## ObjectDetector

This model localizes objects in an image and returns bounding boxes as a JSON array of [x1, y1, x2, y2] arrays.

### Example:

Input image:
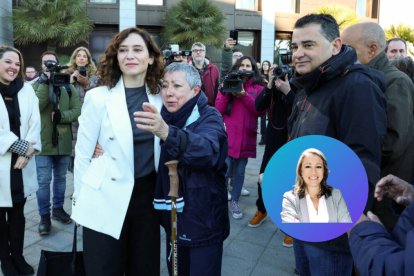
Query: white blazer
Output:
[[0, 83, 41, 207], [71, 77, 162, 239]]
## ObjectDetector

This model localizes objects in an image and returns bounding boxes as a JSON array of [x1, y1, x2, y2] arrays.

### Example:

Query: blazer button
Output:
[[109, 136, 114, 140], [112, 156, 116, 160], [111, 177, 116, 181]]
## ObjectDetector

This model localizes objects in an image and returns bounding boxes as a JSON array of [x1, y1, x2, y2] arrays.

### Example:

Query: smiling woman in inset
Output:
[[281, 148, 352, 223]]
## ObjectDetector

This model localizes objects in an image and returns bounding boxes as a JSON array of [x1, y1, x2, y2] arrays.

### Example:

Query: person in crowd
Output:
[[281, 148, 352, 223], [72, 27, 163, 275], [24, 66, 38, 84], [342, 22, 414, 230], [258, 60, 271, 145], [215, 56, 265, 219], [385, 37, 408, 60], [65, 46, 99, 172], [33, 51, 81, 236], [219, 41, 251, 199], [390, 56, 414, 83], [288, 14, 387, 274], [248, 67, 293, 230], [189, 42, 220, 106], [66, 46, 99, 103], [0, 45, 41, 276], [220, 37, 242, 81], [349, 174, 414, 275], [134, 62, 229, 276]]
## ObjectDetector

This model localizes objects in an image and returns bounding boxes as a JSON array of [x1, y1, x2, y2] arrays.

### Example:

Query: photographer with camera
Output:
[[215, 56, 265, 220], [33, 51, 81, 236], [248, 65, 294, 233]]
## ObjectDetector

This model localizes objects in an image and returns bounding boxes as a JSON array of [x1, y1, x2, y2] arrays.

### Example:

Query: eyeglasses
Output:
[[233, 54, 243, 58], [192, 49, 205, 53]]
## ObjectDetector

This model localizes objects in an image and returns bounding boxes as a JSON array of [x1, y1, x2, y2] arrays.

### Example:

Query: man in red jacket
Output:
[[189, 42, 220, 106]]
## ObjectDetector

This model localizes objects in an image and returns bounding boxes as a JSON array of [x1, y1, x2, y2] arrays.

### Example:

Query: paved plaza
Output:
[[9, 138, 296, 276]]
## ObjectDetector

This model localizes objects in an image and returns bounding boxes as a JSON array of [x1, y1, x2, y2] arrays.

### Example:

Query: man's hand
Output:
[[375, 174, 414, 206], [348, 211, 383, 236]]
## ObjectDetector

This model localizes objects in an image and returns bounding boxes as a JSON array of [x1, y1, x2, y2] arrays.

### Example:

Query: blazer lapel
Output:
[[106, 78, 134, 171], [146, 87, 162, 171], [299, 197, 310, 222]]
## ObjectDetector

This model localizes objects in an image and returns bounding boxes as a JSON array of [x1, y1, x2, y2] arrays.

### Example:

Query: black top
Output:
[[125, 86, 155, 178]]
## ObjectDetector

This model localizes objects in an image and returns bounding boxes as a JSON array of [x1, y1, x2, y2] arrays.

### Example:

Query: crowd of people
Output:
[[0, 12, 413, 276]]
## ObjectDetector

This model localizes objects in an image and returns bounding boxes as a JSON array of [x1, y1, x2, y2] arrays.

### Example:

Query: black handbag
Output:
[[37, 225, 85, 276]]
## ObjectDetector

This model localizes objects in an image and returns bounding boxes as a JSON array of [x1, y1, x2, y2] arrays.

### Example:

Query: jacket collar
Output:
[[291, 45, 357, 95]]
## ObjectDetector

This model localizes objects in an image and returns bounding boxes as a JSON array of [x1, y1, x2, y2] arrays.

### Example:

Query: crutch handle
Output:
[[165, 160, 179, 198]]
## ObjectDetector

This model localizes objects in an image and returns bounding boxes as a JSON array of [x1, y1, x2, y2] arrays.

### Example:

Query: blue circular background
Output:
[[262, 135, 368, 242]]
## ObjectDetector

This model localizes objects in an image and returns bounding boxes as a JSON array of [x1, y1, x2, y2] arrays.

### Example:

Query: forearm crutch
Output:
[[165, 160, 179, 276]]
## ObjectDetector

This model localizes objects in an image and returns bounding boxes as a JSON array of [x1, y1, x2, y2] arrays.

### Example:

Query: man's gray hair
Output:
[[164, 62, 202, 89], [191, 42, 206, 51]]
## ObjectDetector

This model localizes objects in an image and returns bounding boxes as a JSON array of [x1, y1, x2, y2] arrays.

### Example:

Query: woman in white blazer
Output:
[[72, 28, 164, 276], [0, 46, 41, 276]]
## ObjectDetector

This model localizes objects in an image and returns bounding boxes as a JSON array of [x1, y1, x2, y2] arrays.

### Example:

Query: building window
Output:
[[90, 0, 116, 3], [356, 0, 367, 17], [138, 0, 163, 5], [275, 0, 295, 13], [235, 0, 256, 11]]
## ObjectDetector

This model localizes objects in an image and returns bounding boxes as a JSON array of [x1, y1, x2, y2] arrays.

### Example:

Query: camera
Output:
[[273, 65, 293, 79], [163, 44, 192, 65], [78, 66, 87, 77], [43, 60, 70, 86], [222, 70, 254, 93]]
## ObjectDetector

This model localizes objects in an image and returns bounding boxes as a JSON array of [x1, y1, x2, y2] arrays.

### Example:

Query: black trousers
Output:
[[83, 173, 161, 276], [0, 201, 26, 261], [255, 182, 267, 213]]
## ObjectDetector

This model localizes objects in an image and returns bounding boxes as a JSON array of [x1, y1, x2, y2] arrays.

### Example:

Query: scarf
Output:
[[155, 92, 202, 212], [0, 78, 24, 127]]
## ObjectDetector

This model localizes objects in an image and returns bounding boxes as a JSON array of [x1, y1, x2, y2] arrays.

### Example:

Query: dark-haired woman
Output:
[[71, 27, 164, 275], [215, 56, 264, 220], [0, 45, 41, 275]]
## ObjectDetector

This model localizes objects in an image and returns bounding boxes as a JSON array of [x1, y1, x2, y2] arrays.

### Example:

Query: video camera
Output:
[[222, 70, 254, 93], [42, 60, 70, 86], [273, 65, 293, 79], [163, 44, 192, 65]]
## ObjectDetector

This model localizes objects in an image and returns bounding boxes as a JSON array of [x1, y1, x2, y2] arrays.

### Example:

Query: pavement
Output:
[[11, 136, 296, 276]]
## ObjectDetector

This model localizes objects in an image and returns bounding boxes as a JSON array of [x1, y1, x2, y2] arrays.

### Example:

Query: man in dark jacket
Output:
[[349, 174, 414, 276], [342, 22, 414, 230], [287, 14, 387, 275], [189, 42, 220, 106]]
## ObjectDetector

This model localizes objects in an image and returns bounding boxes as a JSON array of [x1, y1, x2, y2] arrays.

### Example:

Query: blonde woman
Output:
[[66, 46, 99, 103]]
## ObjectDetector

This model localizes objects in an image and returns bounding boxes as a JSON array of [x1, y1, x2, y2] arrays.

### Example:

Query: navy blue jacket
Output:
[[289, 45, 388, 212], [159, 93, 230, 247], [350, 201, 414, 275]]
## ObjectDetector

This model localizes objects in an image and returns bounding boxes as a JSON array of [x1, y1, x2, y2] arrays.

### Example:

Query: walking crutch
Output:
[[165, 160, 179, 276]]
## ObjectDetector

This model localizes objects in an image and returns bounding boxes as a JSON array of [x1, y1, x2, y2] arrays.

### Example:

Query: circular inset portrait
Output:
[[262, 135, 368, 242]]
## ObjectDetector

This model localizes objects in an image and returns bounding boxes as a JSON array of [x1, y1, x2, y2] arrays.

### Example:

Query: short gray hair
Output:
[[164, 62, 202, 89], [191, 42, 206, 51]]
